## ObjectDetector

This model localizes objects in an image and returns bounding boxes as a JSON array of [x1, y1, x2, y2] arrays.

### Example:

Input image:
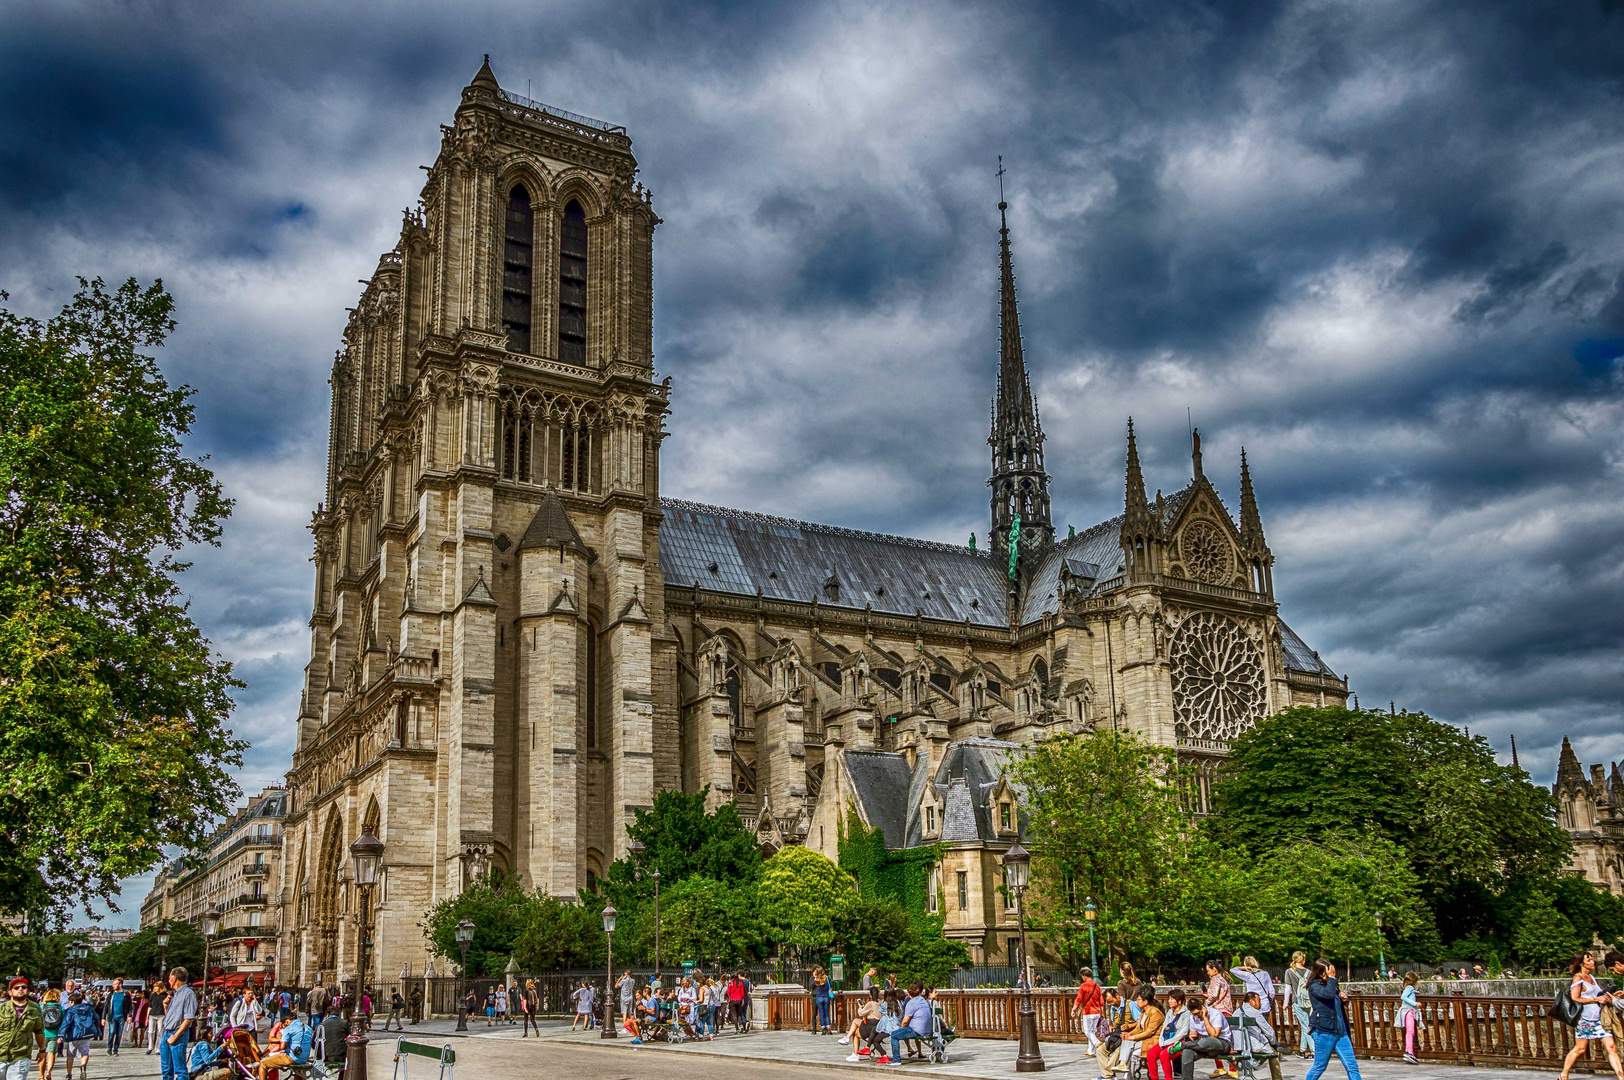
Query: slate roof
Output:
[[520, 490, 588, 555], [841, 738, 1030, 851], [659, 495, 1341, 679], [842, 749, 916, 848], [658, 498, 1008, 627], [1279, 620, 1339, 677]]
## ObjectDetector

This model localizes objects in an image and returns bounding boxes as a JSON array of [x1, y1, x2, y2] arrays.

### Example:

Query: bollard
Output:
[[346, 1031, 369, 1080]]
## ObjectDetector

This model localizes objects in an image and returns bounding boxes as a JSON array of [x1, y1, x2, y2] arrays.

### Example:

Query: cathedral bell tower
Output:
[[988, 194, 1053, 579]]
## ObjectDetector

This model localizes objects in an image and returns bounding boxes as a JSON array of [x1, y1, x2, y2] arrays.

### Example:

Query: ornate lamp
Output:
[[600, 905, 618, 1039], [1001, 842, 1043, 1072]]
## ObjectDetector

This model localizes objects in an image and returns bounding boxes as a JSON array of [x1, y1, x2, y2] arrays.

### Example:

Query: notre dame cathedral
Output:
[[275, 59, 1350, 983]]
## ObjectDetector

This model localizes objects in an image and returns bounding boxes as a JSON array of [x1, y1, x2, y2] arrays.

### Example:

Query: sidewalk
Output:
[[532, 1027, 1578, 1080]]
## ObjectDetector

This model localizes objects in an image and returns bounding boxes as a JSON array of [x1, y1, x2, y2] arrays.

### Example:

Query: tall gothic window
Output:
[[503, 186, 533, 354], [559, 200, 587, 364]]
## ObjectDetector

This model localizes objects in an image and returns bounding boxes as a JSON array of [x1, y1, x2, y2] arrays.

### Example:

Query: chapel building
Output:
[[1553, 737, 1624, 895], [275, 60, 1349, 984]]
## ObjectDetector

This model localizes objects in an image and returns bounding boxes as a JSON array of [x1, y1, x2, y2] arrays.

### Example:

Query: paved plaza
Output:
[[45, 1018, 1604, 1080]]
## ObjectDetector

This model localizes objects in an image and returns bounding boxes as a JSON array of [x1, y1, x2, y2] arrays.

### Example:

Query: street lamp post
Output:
[[156, 925, 171, 983], [1375, 909, 1387, 980], [349, 830, 385, 1018], [626, 839, 661, 981], [601, 906, 618, 1039], [202, 904, 221, 998], [1083, 898, 1098, 979], [345, 831, 384, 1080], [454, 919, 474, 1033], [1002, 842, 1045, 1073], [69, 943, 87, 985]]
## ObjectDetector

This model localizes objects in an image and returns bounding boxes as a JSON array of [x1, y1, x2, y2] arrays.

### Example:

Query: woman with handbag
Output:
[[1559, 951, 1624, 1080]]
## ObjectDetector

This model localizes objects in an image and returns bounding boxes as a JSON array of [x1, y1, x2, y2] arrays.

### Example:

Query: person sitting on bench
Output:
[[1238, 992, 1281, 1080], [1180, 996, 1233, 1080], [256, 1014, 313, 1080]]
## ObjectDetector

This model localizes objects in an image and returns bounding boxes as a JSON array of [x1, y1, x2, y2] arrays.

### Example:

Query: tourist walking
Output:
[[520, 980, 541, 1037], [409, 984, 423, 1026], [104, 980, 129, 1057], [1304, 960, 1362, 1080], [1394, 972, 1424, 1064], [130, 985, 148, 1050], [617, 972, 635, 1033], [1560, 951, 1624, 1080], [494, 984, 507, 1025], [812, 966, 833, 1034], [726, 973, 747, 1033], [144, 983, 165, 1054], [58, 994, 96, 1080], [306, 984, 328, 1027], [1072, 966, 1105, 1054], [1284, 952, 1311, 1058], [3, 978, 46, 1080], [38, 989, 62, 1080], [384, 989, 405, 1032], [230, 990, 264, 1043], [570, 981, 593, 1031], [1230, 958, 1274, 1016]]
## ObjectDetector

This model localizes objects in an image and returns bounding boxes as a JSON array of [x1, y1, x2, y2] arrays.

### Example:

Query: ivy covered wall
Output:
[[837, 802, 944, 922]]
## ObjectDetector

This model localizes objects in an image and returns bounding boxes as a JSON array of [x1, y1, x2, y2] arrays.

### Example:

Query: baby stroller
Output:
[[927, 1006, 958, 1064]]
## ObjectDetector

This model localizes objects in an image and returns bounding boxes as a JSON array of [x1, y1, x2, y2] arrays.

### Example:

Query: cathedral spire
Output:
[[1239, 448, 1265, 547], [1236, 446, 1273, 595], [470, 54, 500, 92], [1119, 418, 1158, 580], [1559, 736, 1585, 787], [988, 169, 1053, 568], [1510, 733, 1520, 769]]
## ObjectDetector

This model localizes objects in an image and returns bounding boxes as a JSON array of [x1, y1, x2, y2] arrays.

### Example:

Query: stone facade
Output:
[[1554, 737, 1624, 894], [140, 787, 286, 978], [276, 59, 1350, 985]]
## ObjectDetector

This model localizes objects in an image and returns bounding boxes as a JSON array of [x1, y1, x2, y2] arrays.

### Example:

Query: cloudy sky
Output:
[[6, 0, 1624, 925]]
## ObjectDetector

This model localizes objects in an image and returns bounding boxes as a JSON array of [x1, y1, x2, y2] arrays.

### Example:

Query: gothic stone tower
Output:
[[278, 58, 669, 987]]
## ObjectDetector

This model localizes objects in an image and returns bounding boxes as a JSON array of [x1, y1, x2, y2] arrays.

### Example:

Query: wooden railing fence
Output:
[[765, 989, 1617, 1071]]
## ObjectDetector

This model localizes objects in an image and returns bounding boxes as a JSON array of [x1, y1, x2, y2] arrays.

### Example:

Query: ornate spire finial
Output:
[[1238, 447, 1267, 554], [988, 170, 1052, 567]]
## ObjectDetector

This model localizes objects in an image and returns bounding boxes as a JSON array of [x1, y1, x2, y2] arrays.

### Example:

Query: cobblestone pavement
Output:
[[51, 1021, 1605, 1080]]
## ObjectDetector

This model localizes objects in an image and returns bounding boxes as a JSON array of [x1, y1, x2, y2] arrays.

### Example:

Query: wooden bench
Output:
[[391, 1039, 455, 1080]]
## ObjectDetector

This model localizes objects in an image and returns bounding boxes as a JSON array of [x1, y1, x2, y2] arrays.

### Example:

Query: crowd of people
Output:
[[0, 970, 440, 1080]]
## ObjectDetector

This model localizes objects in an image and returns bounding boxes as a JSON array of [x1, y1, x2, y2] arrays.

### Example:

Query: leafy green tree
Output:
[[604, 788, 760, 907], [0, 279, 244, 917], [1512, 891, 1584, 972], [90, 920, 204, 981], [832, 894, 969, 985], [1004, 729, 1187, 963], [422, 871, 534, 977], [758, 846, 856, 960], [0, 931, 79, 983], [656, 876, 764, 967], [512, 894, 606, 970], [1258, 834, 1428, 966], [1208, 706, 1571, 944]]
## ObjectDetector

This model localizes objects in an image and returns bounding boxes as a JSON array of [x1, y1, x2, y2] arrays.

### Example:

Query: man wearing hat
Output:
[[0, 976, 45, 1080]]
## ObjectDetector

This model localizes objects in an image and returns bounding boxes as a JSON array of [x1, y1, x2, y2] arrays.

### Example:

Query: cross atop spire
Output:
[[988, 171, 1052, 568]]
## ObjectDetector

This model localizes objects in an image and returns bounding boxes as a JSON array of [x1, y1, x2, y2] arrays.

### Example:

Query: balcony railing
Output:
[[238, 893, 268, 906], [243, 864, 269, 877]]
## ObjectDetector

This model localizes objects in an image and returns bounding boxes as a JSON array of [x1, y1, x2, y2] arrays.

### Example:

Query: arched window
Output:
[[1033, 658, 1049, 698], [559, 200, 587, 364], [503, 186, 534, 354]]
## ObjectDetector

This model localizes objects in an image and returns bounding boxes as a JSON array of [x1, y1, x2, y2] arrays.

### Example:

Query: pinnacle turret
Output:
[[470, 54, 500, 92], [1558, 736, 1586, 788], [1120, 418, 1159, 579], [1239, 448, 1267, 550], [988, 183, 1052, 569]]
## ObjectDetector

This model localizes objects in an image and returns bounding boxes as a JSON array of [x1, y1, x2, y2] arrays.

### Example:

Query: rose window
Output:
[[1179, 520, 1234, 584], [1170, 611, 1266, 743]]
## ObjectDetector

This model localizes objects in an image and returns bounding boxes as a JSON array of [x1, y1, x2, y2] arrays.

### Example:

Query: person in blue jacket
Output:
[[106, 979, 131, 1057], [58, 993, 100, 1080], [1304, 960, 1362, 1080]]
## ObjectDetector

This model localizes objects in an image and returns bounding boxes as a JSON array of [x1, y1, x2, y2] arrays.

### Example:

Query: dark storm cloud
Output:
[[6, 0, 1624, 920]]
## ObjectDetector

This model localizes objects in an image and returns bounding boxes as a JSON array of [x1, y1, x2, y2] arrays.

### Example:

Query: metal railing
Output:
[[496, 90, 626, 134]]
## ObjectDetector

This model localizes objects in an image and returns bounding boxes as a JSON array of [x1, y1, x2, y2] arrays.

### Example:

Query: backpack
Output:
[[43, 1001, 63, 1028]]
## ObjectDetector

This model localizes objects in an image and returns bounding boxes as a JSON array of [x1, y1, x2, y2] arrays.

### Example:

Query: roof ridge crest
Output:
[[660, 497, 988, 557]]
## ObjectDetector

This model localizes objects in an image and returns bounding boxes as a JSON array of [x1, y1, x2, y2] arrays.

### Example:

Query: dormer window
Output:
[[999, 801, 1012, 831], [925, 805, 936, 834]]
